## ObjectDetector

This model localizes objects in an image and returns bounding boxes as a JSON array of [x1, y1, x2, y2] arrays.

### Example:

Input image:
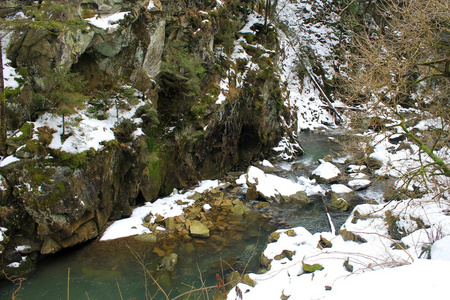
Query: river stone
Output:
[[255, 202, 270, 209], [134, 233, 157, 243], [189, 221, 210, 238], [245, 185, 259, 200], [164, 217, 176, 230], [284, 190, 311, 205], [330, 197, 350, 211], [231, 204, 246, 215]]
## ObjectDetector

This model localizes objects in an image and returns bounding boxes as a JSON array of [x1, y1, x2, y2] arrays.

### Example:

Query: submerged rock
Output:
[[157, 253, 178, 272]]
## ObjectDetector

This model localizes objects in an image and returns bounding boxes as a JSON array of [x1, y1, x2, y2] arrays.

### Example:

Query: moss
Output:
[[385, 210, 406, 240], [147, 153, 163, 189], [10, 122, 34, 141], [25, 164, 54, 186], [53, 150, 95, 169]]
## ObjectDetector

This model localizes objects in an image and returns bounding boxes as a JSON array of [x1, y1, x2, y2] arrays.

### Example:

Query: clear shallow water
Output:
[[0, 132, 357, 300]]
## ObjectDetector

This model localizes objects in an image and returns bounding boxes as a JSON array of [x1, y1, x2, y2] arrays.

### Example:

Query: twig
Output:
[[116, 281, 124, 300], [2, 270, 24, 300], [67, 267, 70, 300], [321, 195, 336, 235]]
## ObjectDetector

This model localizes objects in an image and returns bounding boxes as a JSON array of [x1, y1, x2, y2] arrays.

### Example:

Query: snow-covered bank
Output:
[[228, 195, 450, 299]]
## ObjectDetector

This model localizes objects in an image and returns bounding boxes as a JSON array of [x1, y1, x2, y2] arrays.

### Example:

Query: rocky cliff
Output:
[[0, 0, 301, 278]]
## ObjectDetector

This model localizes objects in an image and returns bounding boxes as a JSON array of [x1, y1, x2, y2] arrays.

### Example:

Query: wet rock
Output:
[[245, 185, 259, 200], [388, 134, 406, 144], [286, 229, 297, 237], [164, 217, 176, 230], [231, 204, 246, 215], [134, 233, 157, 243], [284, 191, 311, 205], [152, 247, 166, 257], [255, 202, 270, 209], [329, 197, 350, 211], [274, 250, 295, 261], [60, 220, 98, 248], [317, 235, 332, 249], [189, 221, 210, 238], [226, 271, 256, 288], [365, 157, 383, 170], [0, 175, 11, 206], [339, 229, 367, 243], [268, 231, 281, 243], [260, 252, 272, 268], [157, 253, 178, 272]]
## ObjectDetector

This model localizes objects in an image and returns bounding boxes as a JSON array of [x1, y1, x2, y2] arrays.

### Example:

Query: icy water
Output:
[[0, 132, 364, 300]]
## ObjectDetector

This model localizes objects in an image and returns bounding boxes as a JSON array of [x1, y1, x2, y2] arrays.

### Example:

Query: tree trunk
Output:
[[264, 0, 271, 32], [0, 39, 7, 157]]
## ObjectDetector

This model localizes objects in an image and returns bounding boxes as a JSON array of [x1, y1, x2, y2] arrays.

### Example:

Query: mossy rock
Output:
[[385, 210, 406, 240], [364, 157, 383, 170], [268, 231, 280, 243], [339, 229, 367, 243], [329, 197, 350, 211], [302, 261, 324, 273]]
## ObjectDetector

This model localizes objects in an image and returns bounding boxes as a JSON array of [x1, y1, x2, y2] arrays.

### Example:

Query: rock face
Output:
[[0, 0, 301, 278]]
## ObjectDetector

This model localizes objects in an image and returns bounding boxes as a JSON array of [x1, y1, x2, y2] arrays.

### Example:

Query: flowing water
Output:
[[0, 132, 378, 299]]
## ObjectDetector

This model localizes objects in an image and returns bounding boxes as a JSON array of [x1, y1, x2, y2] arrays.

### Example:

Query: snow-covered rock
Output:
[[348, 179, 371, 190], [238, 166, 311, 204], [310, 160, 341, 183], [330, 184, 353, 194]]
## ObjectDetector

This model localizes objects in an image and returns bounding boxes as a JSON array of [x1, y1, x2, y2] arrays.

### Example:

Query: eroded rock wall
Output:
[[0, 0, 298, 278]]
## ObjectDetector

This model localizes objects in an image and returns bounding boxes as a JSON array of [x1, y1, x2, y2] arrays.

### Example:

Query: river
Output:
[[0, 132, 382, 299]]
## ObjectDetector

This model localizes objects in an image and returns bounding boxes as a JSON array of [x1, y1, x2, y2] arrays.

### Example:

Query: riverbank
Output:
[[227, 123, 450, 299]]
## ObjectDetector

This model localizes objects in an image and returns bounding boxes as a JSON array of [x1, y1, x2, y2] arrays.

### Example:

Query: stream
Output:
[[0, 132, 384, 299]]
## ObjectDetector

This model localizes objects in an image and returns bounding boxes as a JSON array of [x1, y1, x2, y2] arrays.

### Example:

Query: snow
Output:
[[311, 160, 341, 180], [1, 32, 21, 88], [431, 236, 450, 261], [238, 166, 305, 199], [0, 227, 6, 243], [32, 99, 144, 154], [203, 203, 212, 212], [330, 184, 353, 194], [86, 12, 130, 30], [261, 160, 274, 168], [147, 0, 156, 10], [324, 260, 450, 299], [6, 262, 20, 268], [276, 0, 341, 132], [0, 156, 20, 168], [100, 180, 220, 241], [15, 245, 31, 252], [228, 195, 450, 299], [348, 179, 371, 190]]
